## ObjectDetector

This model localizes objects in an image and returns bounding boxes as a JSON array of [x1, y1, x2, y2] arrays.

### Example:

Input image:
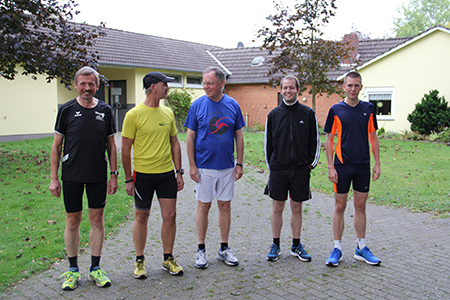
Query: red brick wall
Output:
[[226, 83, 343, 128]]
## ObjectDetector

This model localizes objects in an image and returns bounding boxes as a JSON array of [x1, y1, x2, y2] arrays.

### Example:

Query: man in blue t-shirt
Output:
[[184, 67, 245, 269], [324, 71, 381, 267]]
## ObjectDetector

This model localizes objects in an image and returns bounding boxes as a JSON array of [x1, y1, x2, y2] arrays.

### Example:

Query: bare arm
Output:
[[369, 131, 381, 181], [106, 135, 118, 195], [325, 133, 338, 184], [234, 128, 244, 181], [122, 136, 135, 196], [49, 133, 63, 198], [186, 128, 199, 183], [170, 135, 184, 191]]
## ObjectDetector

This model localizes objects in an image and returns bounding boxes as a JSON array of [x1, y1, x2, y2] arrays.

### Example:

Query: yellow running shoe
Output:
[[88, 267, 111, 287], [134, 259, 148, 279], [161, 256, 184, 275], [60, 269, 81, 290]]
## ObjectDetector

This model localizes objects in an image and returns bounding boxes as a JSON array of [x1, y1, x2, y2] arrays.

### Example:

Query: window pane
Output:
[[187, 77, 201, 85], [369, 99, 391, 115], [169, 75, 181, 83]]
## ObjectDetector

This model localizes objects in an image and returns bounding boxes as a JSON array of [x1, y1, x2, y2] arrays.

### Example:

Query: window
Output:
[[186, 75, 203, 88], [251, 56, 265, 67], [167, 74, 183, 88], [364, 87, 395, 120]]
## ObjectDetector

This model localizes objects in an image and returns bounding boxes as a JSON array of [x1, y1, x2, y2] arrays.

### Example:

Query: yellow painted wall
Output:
[[0, 72, 58, 136], [100, 67, 137, 105], [133, 69, 205, 106], [360, 29, 450, 132]]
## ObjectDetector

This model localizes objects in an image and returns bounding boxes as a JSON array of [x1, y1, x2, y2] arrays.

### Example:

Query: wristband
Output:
[[236, 163, 243, 167], [125, 179, 134, 183]]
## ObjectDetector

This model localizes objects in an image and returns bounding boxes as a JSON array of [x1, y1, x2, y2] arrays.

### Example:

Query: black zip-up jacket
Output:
[[265, 101, 321, 170]]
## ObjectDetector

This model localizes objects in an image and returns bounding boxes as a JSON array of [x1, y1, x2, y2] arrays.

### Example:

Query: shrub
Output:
[[165, 88, 194, 132], [407, 90, 450, 135], [251, 122, 265, 131], [430, 127, 450, 143]]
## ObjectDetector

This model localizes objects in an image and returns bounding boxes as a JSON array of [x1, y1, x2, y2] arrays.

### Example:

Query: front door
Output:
[[108, 80, 127, 131]]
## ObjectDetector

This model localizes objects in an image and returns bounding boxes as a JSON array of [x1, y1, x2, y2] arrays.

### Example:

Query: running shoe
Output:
[[266, 243, 281, 261], [195, 248, 208, 269], [60, 268, 81, 290], [88, 266, 111, 287], [162, 256, 184, 275], [133, 259, 148, 279], [290, 243, 311, 262], [354, 245, 381, 265], [217, 247, 239, 266], [326, 248, 343, 267]]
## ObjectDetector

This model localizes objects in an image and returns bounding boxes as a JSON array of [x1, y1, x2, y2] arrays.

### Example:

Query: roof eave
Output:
[[98, 61, 204, 74]]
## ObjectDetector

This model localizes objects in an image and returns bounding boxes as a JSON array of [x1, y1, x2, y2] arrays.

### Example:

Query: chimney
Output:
[[342, 33, 359, 64]]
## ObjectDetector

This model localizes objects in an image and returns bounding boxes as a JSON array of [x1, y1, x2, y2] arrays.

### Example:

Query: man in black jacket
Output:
[[264, 75, 321, 262]]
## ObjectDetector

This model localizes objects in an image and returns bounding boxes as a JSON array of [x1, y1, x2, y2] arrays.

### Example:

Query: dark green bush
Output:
[[165, 88, 194, 132], [407, 90, 450, 135]]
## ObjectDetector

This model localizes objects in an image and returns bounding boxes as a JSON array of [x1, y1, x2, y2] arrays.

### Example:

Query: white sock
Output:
[[357, 238, 366, 249], [334, 240, 342, 251]]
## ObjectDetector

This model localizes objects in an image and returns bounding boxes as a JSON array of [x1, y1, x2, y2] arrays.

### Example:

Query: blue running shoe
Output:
[[354, 246, 381, 265], [266, 243, 281, 261], [326, 248, 343, 267], [290, 243, 311, 262]]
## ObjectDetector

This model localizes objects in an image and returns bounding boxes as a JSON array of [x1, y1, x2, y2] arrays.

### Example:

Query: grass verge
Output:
[[0, 137, 134, 292]]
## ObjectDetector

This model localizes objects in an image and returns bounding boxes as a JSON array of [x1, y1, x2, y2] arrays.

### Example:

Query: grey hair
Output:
[[203, 67, 225, 82], [74, 66, 100, 86], [145, 87, 152, 94]]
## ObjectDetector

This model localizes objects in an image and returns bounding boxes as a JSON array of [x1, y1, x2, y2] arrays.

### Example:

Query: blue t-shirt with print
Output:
[[184, 94, 245, 170]]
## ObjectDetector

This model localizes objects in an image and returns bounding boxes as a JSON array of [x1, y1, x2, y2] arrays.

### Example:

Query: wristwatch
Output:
[[110, 171, 119, 176], [176, 168, 184, 175]]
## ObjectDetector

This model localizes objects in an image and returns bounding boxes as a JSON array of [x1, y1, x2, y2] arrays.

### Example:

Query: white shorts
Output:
[[195, 168, 235, 203]]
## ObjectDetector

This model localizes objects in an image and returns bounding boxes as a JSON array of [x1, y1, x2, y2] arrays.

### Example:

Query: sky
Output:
[[72, 0, 408, 48]]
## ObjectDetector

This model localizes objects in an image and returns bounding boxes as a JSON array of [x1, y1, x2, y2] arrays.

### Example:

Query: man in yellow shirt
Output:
[[122, 72, 184, 278]]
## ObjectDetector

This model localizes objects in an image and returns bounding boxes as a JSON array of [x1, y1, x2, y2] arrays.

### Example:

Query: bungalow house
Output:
[[1, 25, 449, 141], [212, 26, 450, 131]]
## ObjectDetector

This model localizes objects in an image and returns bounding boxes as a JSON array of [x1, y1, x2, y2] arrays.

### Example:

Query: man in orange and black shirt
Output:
[[324, 71, 381, 267]]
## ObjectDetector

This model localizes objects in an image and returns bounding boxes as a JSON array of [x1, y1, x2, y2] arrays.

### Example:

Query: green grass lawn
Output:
[[1, 132, 449, 291], [0, 137, 134, 292]]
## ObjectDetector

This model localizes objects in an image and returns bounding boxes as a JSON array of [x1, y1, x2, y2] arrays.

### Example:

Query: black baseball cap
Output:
[[143, 72, 174, 89]]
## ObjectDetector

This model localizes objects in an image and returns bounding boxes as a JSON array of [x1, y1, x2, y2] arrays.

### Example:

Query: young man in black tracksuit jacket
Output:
[[264, 75, 321, 262]]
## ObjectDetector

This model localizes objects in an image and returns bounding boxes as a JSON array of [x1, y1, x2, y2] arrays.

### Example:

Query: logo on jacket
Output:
[[74, 111, 82, 117], [95, 111, 105, 121], [209, 117, 229, 135]]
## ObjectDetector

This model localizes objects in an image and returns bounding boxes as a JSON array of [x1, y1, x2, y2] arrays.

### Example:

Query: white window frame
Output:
[[186, 75, 203, 89], [364, 87, 395, 121], [167, 74, 183, 88]]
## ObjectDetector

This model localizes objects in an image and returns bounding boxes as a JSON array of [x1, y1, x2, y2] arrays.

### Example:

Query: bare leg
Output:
[[217, 200, 231, 243], [158, 198, 177, 254], [64, 211, 83, 257], [88, 208, 105, 256], [196, 201, 211, 244], [133, 209, 150, 256], [271, 200, 285, 239]]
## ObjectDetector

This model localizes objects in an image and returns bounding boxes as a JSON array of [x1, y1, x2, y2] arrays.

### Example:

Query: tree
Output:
[[165, 88, 193, 132], [257, 0, 356, 111], [407, 90, 450, 135], [0, 0, 105, 89], [394, 0, 450, 37]]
